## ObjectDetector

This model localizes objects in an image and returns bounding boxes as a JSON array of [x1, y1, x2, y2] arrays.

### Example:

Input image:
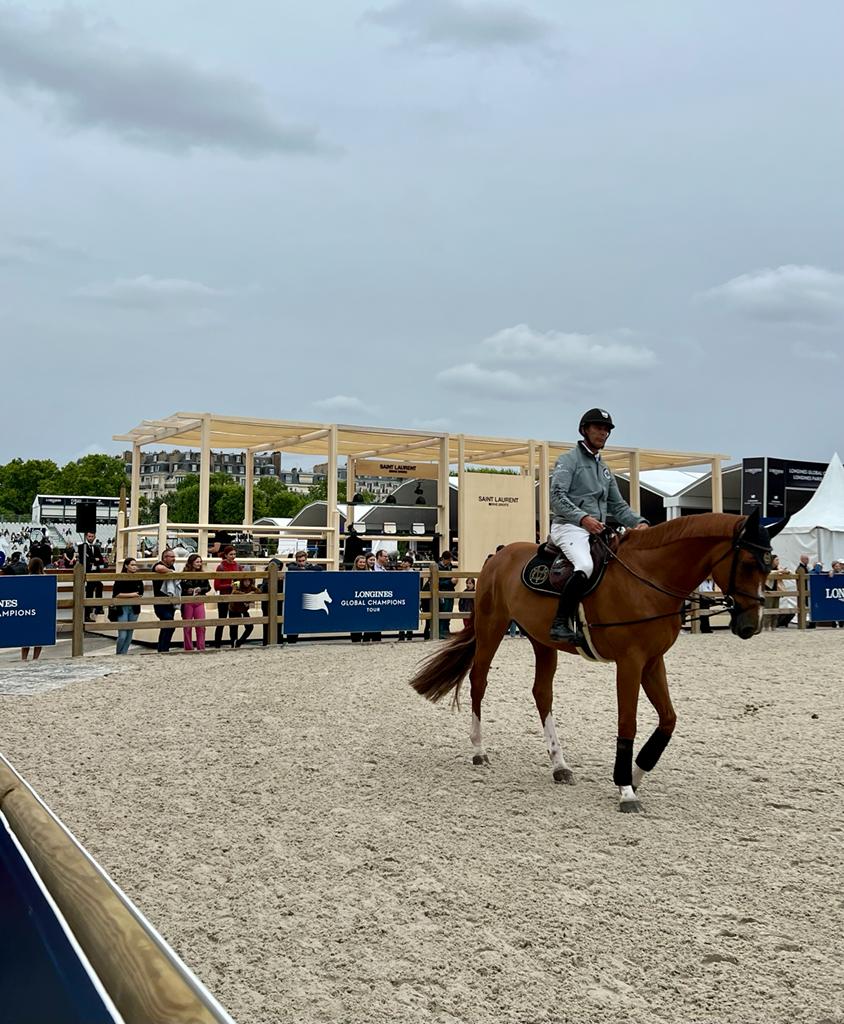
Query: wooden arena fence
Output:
[[50, 567, 811, 656]]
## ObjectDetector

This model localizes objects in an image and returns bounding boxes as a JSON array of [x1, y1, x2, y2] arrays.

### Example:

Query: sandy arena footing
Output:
[[1, 631, 842, 1024]]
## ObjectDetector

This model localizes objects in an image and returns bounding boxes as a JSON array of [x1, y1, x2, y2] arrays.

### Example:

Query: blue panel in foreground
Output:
[[283, 570, 420, 634], [808, 573, 844, 623], [0, 575, 58, 649], [0, 817, 120, 1024]]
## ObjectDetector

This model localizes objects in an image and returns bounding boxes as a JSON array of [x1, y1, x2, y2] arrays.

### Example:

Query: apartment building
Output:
[[125, 451, 400, 501]]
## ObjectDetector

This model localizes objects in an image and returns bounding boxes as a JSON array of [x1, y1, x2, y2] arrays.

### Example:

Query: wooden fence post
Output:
[[797, 572, 807, 629], [430, 565, 440, 640], [72, 562, 85, 658], [157, 502, 168, 556], [267, 562, 278, 647], [690, 594, 700, 634]]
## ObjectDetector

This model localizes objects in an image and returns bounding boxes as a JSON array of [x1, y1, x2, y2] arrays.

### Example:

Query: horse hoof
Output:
[[619, 800, 643, 814], [472, 754, 491, 766], [553, 768, 575, 785]]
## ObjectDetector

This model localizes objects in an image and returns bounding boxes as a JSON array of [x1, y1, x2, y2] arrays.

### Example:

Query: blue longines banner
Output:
[[0, 576, 58, 649], [808, 574, 844, 623], [283, 571, 420, 634]]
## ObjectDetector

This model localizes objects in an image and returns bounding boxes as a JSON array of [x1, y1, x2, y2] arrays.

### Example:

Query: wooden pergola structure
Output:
[[115, 413, 729, 567]]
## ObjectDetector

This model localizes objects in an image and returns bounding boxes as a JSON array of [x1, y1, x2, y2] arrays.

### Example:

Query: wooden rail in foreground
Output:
[[0, 758, 230, 1024]]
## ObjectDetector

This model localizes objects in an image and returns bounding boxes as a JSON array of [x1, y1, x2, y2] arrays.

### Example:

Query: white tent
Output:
[[772, 452, 844, 569]]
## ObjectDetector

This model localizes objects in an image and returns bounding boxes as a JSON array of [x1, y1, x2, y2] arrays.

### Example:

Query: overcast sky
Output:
[[2, 1, 842, 467]]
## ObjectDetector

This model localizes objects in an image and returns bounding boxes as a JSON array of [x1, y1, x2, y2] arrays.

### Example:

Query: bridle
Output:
[[589, 521, 769, 630]]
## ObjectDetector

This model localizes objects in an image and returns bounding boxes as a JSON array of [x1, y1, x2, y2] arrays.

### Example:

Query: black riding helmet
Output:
[[579, 408, 615, 436]]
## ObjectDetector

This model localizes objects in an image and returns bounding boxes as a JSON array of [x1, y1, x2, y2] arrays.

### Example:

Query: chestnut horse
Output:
[[409, 510, 782, 812]]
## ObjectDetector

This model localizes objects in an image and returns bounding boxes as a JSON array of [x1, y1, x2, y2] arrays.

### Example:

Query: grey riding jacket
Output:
[[550, 442, 646, 529]]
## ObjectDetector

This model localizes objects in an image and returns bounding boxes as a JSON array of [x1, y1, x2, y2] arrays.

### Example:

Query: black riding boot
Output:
[[549, 570, 589, 644]]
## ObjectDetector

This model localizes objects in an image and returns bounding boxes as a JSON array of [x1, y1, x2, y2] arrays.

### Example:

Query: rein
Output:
[[587, 525, 766, 631]]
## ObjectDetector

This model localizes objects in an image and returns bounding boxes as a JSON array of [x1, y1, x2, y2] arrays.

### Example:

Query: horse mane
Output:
[[619, 512, 739, 550]]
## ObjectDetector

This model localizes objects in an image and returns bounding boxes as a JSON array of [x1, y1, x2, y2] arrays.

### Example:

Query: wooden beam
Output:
[[628, 450, 641, 515], [247, 428, 330, 453], [463, 445, 530, 464], [539, 442, 550, 541], [328, 424, 339, 570], [457, 434, 466, 555], [351, 436, 440, 460], [199, 414, 211, 555], [129, 444, 141, 544], [438, 435, 450, 555], [711, 459, 723, 512], [244, 450, 254, 527]]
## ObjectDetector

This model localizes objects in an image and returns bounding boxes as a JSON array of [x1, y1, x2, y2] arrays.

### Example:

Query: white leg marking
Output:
[[543, 714, 568, 772], [470, 712, 485, 758], [618, 784, 639, 804], [631, 764, 647, 790]]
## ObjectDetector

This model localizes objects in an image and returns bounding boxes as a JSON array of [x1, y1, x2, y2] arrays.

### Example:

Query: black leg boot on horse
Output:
[[549, 570, 589, 645]]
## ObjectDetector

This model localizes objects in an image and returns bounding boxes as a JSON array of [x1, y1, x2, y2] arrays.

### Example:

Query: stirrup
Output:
[[549, 616, 581, 644]]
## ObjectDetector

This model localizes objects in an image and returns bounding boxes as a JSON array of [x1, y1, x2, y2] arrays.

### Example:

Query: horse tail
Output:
[[408, 619, 476, 709]]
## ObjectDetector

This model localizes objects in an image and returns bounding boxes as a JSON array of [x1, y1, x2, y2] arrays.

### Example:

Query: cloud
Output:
[[364, 0, 556, 54], [702, 265, 844, 326], [74, 275, 226, 309], [436, 323, 658, 400], [436, 362, 536, 399], [0, 6, 330, 156], [410, 416, 451, 431], [0, 231, 90, 266], [479, 324, 657, 370], [313, 395, 375, 415], [791, 341, 839, 362]]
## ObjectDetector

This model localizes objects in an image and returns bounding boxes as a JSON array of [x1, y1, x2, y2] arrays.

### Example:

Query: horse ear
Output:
[[766, 517, 789, 539], [743, 507, 760, 533]]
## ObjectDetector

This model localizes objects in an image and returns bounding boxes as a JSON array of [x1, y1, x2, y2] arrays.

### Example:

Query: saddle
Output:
[[521, 533, 618, 598]]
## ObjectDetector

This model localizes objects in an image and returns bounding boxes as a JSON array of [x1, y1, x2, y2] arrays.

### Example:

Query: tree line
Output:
[[0, 456, 373, 526]]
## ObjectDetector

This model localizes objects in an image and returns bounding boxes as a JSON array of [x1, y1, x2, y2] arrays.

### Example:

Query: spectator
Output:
[[260, 558, 285, 647], [795, 554, 815, 628], [5, 551, 27, 575], [285, 548, 323, 644], [78, 530, 107, 621], [182, 553, 210, 652], [230, 576, 257, 647], [29, 533, 52, 566], [365, 552, 376, 570], [152, 548, 180, 653], [21, 557, 45, 661], [698, 577, 715, 634], [112, 556, 144, 655], [396, 556, 416, 641], [343, 526, 366, 569], [420, 566, 432, 640], [213, 545, 241, 649], [436, 550, 457, 640], [458, 577, 476, 629], [57, 544, 77, 570], [209, 529, 234, 560], [373, 549, 390, 572], [350, 554, 369, 644]]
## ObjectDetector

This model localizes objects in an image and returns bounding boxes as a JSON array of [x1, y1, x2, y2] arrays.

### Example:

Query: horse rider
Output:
[[548, 408, 648, 643]]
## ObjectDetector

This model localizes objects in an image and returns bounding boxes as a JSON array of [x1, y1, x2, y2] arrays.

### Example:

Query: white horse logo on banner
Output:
[[302, 589, 333, 614]]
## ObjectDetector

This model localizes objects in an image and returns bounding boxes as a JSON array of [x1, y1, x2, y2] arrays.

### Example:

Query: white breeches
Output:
[[549, 522, 593, 576]]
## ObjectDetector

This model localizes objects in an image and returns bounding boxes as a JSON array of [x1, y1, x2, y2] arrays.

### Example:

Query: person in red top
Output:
[[213, 545, 241, 649]]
